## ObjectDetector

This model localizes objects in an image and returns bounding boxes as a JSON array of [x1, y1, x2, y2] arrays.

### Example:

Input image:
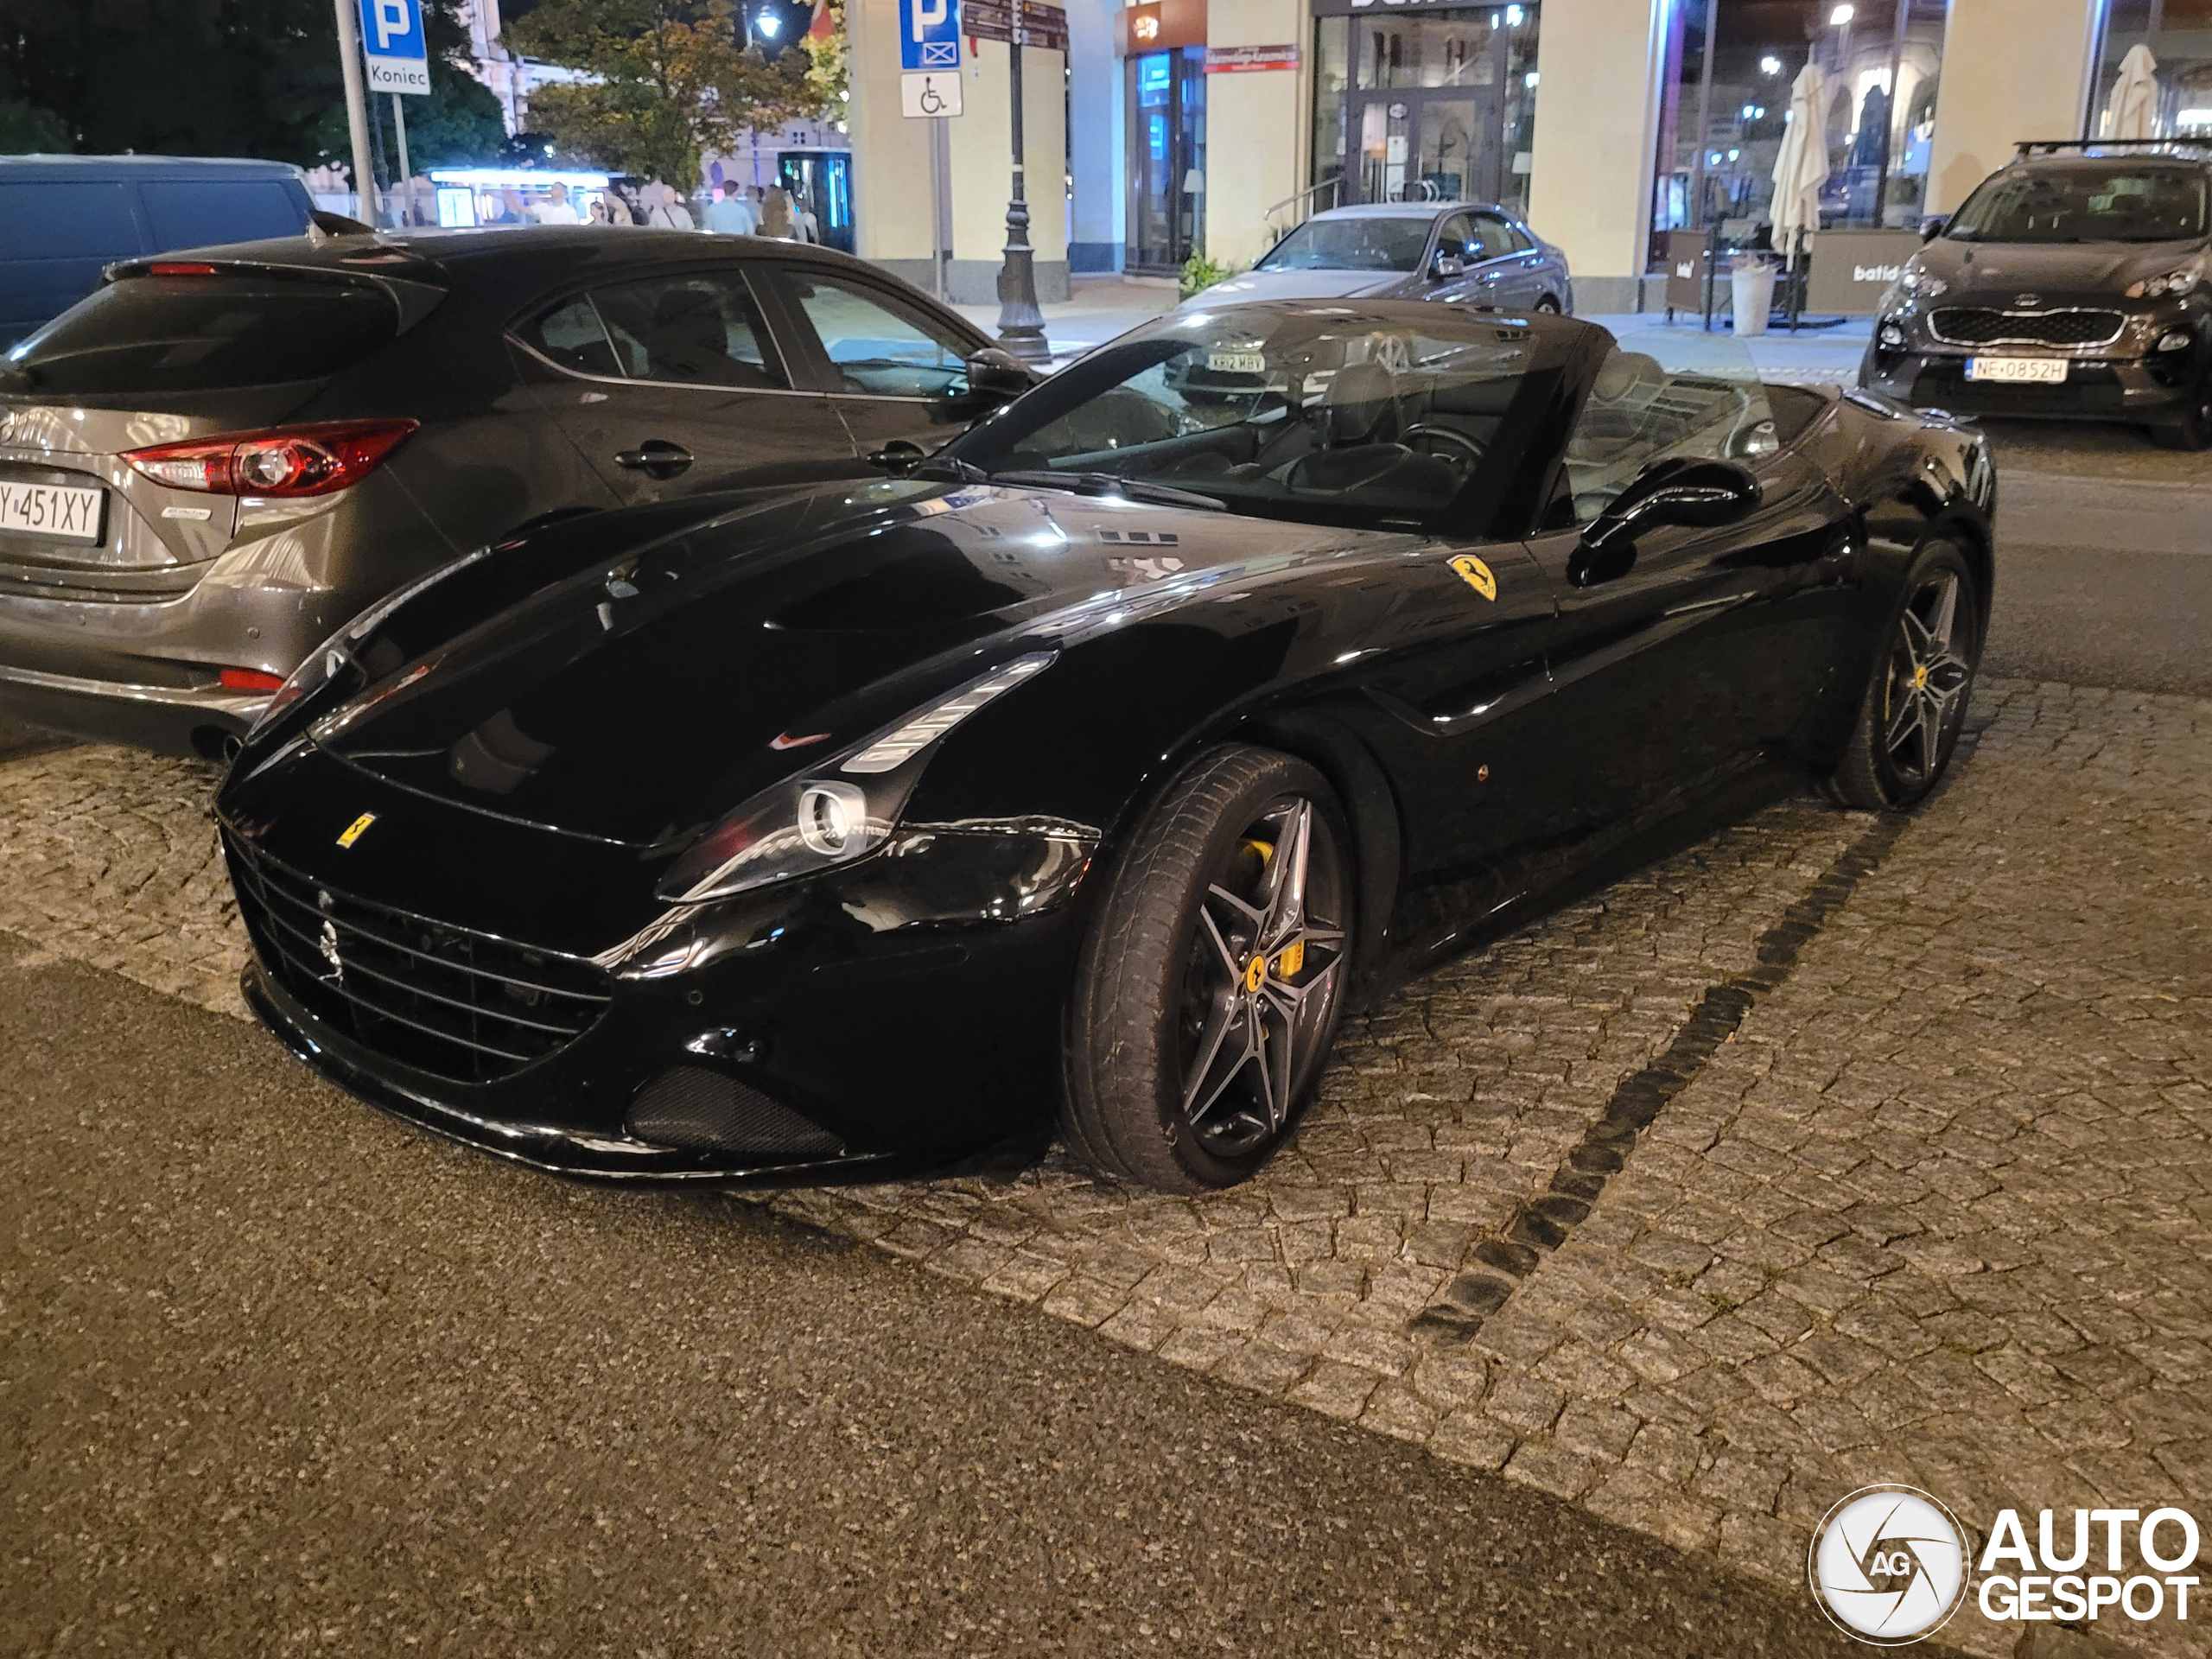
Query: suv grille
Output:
[[226, 834, 612, 1084], [1929, 307, 2125, 348]]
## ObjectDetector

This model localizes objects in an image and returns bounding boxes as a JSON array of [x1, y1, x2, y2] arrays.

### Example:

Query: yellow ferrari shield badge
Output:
[[335, 812, 377, 849], [1449, 554, 1498, 601]]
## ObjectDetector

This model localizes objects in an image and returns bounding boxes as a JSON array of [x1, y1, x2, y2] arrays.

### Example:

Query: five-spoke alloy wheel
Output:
[[1827, 540, 1983, 810], [1063, 747, 1355, 1191]]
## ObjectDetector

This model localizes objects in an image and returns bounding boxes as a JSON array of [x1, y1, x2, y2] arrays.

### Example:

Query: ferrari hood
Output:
[[306, 479, 1360, 847]]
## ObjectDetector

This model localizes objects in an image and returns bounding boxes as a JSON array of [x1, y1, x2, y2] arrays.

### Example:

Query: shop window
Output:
[[1648, 0, 1945, 268], [2093, 0, 2212, 141]]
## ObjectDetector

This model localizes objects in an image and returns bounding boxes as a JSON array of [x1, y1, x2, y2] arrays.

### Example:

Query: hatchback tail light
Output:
[[123, 419, 418, 498]]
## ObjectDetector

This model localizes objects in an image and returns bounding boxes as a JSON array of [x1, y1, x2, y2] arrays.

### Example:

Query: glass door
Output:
[[1351, 89, 1497, 204], [1127, 48, 1207, 271]]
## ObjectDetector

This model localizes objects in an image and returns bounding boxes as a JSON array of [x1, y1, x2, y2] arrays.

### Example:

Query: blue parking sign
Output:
[[900, 0, 962, 72], [359, 0, 431, 94]]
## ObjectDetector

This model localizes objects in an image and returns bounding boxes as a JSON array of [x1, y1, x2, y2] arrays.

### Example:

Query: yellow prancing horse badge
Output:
[[1448, 554, 1498, 601], [336, 812, 377, 849]]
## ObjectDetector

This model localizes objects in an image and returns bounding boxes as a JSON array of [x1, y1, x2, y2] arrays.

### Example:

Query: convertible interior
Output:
[[1003, 351, 1522, 524]]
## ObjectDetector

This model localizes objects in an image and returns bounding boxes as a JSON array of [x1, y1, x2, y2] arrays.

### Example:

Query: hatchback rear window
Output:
[[0, 273, 398, 395]]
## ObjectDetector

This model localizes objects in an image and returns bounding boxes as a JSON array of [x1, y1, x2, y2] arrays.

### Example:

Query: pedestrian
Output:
[[587, 198, 611, 225], [644, 182, 696, 231], [531, 181, 582, 225], [758, 187, 795, 239], [791, 188, 820, 245], [703, 182, 757, 236]]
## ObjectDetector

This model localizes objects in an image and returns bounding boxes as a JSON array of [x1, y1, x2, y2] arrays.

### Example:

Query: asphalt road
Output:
[[0, 934, 1873, 1659], [1981, 423, 2212, 697]]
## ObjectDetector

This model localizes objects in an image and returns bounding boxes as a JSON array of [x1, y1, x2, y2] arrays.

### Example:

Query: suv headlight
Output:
[[655, 652, 1056, 904], [2127, 264, 2203, 299], [1896, 262, 1946, 301]]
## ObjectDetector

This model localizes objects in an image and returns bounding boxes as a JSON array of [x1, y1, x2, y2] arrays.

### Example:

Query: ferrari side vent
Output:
[[626, 1067, 844, 1158]]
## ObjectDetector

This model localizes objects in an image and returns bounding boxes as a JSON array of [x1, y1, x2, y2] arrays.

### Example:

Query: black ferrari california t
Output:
[[217, 301, 1995, 1193]]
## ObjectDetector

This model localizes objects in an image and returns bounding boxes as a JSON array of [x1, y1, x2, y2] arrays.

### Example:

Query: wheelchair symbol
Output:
[[919, 79, 947, 113]]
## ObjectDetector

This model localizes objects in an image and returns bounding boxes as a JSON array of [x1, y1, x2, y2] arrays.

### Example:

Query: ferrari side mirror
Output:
[[867, 439, 926, 474], [1572, 457, 1763, 586]]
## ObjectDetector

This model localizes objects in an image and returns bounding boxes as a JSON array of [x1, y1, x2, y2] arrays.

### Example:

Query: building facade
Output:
[[853, 0, 2209, 311]]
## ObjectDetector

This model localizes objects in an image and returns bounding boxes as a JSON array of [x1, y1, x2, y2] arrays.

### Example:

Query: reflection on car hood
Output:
[[1181, 269, 1413, 309], [309, 479, 1370, 847], [1915, 235, 2205, 297]]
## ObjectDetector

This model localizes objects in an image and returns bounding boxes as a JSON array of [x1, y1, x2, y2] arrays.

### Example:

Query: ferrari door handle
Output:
[[616, 441, 692, 479]]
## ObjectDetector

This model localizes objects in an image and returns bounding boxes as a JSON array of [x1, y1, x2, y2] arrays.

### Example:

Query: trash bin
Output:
[[1731, 262, 1777, 336]]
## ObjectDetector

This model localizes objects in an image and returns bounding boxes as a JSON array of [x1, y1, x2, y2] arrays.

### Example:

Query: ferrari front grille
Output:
[[224, 833, 612, 1084], [1928, 307, 2126, 348]]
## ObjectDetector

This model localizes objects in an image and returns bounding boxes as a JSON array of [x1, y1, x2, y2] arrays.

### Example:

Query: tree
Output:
[[803, 0, 848, 122], [505, 0, 814, 193], [0, 0, 499, 172], [0, 99, 71, 153]]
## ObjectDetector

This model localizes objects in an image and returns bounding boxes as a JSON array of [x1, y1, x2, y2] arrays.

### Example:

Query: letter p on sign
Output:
[[372, 0, 410, 48], [912, 0, 947, 38]]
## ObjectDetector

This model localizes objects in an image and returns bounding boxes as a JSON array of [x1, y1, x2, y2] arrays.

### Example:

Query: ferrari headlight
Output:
[[2128, 264, 2203, 299], [656, 652, 1058, 904]]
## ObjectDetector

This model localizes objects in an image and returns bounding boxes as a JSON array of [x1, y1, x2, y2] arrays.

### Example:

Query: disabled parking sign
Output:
[[359, 0, 430, 94], [900, 0, 962, 71]]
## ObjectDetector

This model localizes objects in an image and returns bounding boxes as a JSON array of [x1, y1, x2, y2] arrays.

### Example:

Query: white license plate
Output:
[[1205, 350, 1267, 375], [0, 480, 105, 544], [1967, 356, 2069, 385]]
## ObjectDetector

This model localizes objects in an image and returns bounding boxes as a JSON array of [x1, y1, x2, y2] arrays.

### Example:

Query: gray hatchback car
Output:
[[0, 226, 1030, 758]]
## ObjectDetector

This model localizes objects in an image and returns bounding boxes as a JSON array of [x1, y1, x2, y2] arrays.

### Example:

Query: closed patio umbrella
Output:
[[1770, 62, 1833, 269], [2109, 43, 2161, 141]]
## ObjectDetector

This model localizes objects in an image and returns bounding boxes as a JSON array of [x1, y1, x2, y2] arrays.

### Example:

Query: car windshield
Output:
[[944, 308, 1549, 534], [1255, 217, 1436, 272], [1945, 164, 2209, 244]]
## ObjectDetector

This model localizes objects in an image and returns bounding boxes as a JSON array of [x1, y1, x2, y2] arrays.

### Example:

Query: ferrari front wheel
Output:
[[1061, 747, 1354, 1192], [1825, 541, 1981, 811]]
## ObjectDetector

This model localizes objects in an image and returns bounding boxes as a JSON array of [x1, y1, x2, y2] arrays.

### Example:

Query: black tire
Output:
[[2148, 376, 2212, 450], [1825, 540, 1982, 811], [1060, 746, 1356, 1192], [1535, 296, 1561, 314]]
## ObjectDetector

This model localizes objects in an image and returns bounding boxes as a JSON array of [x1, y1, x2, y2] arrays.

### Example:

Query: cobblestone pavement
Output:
[[2, 678, 2206, 1656]]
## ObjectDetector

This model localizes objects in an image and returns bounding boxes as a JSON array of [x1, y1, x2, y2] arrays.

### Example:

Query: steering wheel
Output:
[[1400, 423, 1486, 474]]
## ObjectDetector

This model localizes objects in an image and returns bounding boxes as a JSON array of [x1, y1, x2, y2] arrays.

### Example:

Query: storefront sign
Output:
[[1205, 43, 1299, 72], [1807, 229, 1926, 315], [963, 0, 1069, 50], [1115, 0, 1206, 54]]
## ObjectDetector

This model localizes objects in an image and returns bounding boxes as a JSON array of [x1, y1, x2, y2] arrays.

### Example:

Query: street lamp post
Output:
[[995, 11, 1050, 364]]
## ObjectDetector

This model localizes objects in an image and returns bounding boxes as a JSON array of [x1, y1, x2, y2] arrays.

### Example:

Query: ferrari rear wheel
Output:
[[1825, 541, 1980, 811], [1061, 747, 1354, 1192]]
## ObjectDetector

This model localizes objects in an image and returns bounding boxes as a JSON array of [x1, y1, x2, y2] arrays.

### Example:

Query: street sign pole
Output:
[[391, 95, 415, 226], [994, 16, 1048, 363], [332, 0, 378, 225]]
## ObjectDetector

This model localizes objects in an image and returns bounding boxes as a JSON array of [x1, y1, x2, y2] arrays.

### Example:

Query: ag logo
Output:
[[1809, 1484, 1969, 1645]]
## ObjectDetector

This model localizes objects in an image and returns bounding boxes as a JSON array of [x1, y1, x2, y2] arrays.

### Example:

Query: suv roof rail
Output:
[[2013, 137, 2212, 159]]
